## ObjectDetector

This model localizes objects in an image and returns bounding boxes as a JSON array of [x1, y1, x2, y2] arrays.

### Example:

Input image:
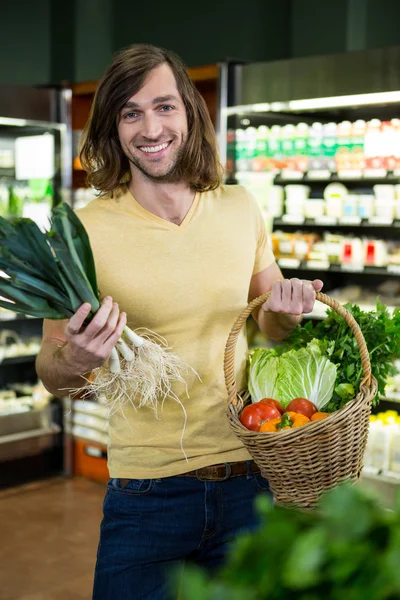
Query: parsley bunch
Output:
[[283, 302, 400, 411]]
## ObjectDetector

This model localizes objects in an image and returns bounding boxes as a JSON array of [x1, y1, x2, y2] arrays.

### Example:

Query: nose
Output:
[[141, 112, 163, 141]]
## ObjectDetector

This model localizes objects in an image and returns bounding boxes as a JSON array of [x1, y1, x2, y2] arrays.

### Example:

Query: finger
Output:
[[84, 296, 114, 339], [263, 280, 282, 312], [65, 303, 92, 337], [302, 281, 317, 313], [97, 302, 120, 343], [312, 279, 324, 292], [281, 279, 292, 309], [105, 312, 127, 350], [291, 278, 303, 313]]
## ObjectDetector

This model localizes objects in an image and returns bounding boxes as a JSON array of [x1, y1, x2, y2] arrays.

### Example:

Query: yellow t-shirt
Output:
[[76, 184, 275, 478]]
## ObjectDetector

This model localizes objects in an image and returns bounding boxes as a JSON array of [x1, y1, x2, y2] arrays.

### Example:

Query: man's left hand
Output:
[[262, 278, 323, 316]]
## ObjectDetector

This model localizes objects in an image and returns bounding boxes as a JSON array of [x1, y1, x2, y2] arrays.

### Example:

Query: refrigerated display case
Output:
[[0, 85, 72, 487], [219, 46, 400, 503], [220, 46, 400, 312]]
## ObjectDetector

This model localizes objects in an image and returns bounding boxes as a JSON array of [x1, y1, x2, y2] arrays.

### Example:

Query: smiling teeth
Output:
[[140, 143, 169, 153]]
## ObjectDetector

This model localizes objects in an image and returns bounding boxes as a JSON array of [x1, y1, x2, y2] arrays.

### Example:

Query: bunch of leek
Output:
[[0, 203, 193, 421]]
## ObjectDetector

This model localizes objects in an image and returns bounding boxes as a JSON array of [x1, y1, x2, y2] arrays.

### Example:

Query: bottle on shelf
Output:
[[336, 121, 353, 171], [293, 123, 309, 172], [308, 122, 323, 171], [321, 122, 337, 171]]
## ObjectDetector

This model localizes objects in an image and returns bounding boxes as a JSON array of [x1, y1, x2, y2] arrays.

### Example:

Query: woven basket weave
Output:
[[224, 291, 378, 510]]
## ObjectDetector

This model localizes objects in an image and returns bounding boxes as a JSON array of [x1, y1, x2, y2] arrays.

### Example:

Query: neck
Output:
[[128, 170, 195, 225]]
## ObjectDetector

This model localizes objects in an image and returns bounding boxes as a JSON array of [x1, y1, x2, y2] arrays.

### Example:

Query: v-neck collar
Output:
[[123, 186, 200, 231]]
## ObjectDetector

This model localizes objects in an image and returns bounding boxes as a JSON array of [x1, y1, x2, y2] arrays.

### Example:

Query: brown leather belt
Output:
[[181, 460, 261, 481], [119, 461, 260, 487]]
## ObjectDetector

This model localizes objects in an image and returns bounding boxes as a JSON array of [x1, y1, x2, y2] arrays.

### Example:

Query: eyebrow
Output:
[[122, 95, 179, 109]]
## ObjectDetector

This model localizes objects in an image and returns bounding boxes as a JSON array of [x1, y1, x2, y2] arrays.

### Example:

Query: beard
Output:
[[125, 137, 187, 184]]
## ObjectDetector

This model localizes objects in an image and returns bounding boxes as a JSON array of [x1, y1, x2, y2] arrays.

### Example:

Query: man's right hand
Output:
[[63, 296, 127, 374]]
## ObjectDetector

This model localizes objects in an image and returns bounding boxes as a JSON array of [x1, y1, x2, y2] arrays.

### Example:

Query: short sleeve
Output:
[[246, 189, 276, 275]]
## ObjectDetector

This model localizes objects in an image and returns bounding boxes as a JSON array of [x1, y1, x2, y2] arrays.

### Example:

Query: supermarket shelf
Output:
[[0, 354, 38, 366], [274, 169, 400, 185], [0, 424, 60, 445], [382, 392, 400, 404], [273, 217, 400, 230], [277, 258, 400, 276], [0, 313, 42, 323], [362, 467, 400, 485]]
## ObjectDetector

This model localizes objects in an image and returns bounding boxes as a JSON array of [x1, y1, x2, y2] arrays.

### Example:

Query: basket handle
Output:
[[224, 291, 372, 406]]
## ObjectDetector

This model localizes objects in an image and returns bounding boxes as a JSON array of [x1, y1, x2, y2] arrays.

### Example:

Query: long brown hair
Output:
[[79, 44, 223, 194]]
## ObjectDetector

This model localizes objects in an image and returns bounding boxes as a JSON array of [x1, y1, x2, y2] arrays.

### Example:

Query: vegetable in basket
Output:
[[0, 203, 195, 419], [284, 301, 400, 411], [248, 339, 337, 411]]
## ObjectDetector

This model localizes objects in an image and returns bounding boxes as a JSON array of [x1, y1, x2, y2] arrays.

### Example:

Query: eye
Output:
[[160, 105, 173, 112], [124, 111, 138, 120]]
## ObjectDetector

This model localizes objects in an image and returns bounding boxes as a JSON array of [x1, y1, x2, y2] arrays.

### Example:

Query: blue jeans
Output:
[[92, 462, 271, 599]]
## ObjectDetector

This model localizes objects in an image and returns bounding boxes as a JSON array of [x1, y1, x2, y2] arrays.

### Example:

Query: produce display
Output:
[[241, 302, 400, 433]]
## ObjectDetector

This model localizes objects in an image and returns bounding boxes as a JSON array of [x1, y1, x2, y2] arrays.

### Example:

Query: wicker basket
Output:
[[224, 291, 378, 510]]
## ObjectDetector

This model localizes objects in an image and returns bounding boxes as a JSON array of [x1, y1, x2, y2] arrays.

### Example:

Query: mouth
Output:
[[137, 141, 172, 158]]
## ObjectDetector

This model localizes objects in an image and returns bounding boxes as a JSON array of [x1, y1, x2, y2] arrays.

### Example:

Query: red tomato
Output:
[[286, 398, 317, 419], [260, 398, 284, 414], [240, 401, 282, 431]]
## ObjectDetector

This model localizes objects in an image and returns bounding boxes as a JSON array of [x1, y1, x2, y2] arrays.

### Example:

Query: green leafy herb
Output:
[[284, 302, 400, 411]]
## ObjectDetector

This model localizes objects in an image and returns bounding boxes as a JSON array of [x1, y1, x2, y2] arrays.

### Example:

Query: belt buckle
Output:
[[196, 463, 232, 482]]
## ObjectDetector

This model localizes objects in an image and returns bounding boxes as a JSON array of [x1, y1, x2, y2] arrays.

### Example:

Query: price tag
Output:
[[368, 216, 393, 226], [278, 258, 301, 269], [282, 215, 305, 224], [281, 169, 303, 180], [341, 264, 364, 272], [314, 216, 337, 226], [338, 169, 362, 179], [387, 264, 400, 275], [363, 168, 387, 179], [306, 260, 330, 271], [339, 216, 362, 225], [307, 169, 331, 180]]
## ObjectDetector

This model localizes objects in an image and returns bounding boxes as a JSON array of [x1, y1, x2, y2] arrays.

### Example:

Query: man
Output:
[[36, 44, 322, 599]]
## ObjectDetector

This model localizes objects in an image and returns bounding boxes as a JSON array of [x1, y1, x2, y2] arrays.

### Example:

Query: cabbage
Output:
[[248, 339, 337, 410]]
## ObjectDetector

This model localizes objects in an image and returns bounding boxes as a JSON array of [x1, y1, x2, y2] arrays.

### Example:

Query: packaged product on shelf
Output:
[[293, 123, 309, 172], [245, 127, 257, 172], [280, 124, 296, 170], [321, 122, 337, 171], [308, 122, 323, 170], [267, 185, 284, 218], [235, 128, 248, 172], [364, 239, 388, 267], [392, 119, 400, 171], [342, 194, 359, 217], [351, 120, 366, 170], [268, 125, 282, 170], [324, 182, 348, 218], [364, 119, 383, 170], [358, 195, 374, 219], [381, 121, 398, 171], [389, 421, 400, 473], [336, 121, 353, 171], [340, 237, 364, 265], [284, 184, 310, 216], [304, 198, 325, 218], [366, 412, 397, 472], [254, 125, 269, 171], [324, 233, 342, 264]]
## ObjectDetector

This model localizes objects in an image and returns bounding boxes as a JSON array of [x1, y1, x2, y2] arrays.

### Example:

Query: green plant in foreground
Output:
[[180, 484, 400, 600]]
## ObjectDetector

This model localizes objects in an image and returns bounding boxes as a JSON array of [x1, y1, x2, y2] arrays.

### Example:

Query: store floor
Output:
[[0, 477, 105, 600]]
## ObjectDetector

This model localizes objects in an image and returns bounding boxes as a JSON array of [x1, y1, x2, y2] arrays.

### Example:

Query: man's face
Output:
[[117, 63, 189, 183]]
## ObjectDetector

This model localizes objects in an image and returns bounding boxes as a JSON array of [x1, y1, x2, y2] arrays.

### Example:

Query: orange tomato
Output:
[[311, 412, 329, 421]]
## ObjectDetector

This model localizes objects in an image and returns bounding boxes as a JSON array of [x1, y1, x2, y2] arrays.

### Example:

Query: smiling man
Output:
[[36, 44, 322, 600]]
